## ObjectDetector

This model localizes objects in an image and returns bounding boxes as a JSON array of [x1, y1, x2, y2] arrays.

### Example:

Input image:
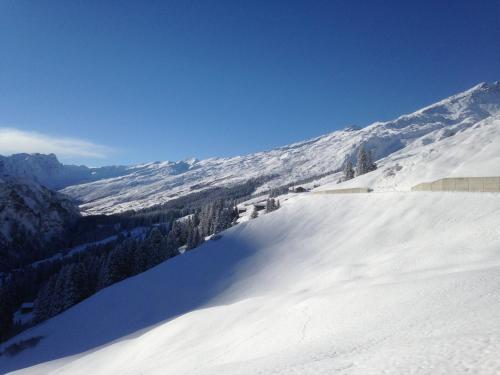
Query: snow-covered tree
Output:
[[367, 149, 377, 172], [355, 143, 377, 177], [342, 156, 355, 181], [265, 198, 280, 213]]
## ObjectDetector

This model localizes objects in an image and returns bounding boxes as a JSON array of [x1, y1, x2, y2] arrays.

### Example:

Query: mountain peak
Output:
[[465, 81, 500, 94]]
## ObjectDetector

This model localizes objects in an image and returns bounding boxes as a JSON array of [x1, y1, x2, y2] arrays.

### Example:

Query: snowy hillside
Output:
[[2, 191, 500, 374], [318, 114, 500, 192], [61, 82, 500, 214]]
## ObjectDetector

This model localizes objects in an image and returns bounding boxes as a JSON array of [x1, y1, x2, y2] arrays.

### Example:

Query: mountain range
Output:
[[2, 82, 499, 216]]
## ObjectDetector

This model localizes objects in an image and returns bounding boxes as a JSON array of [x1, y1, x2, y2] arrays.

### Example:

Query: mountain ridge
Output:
[[61, 81, 500, 214], [1, 82, 499, 215]]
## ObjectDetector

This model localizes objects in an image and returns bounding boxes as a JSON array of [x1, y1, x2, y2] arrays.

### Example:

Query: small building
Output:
[[253, 203, 266, 211], [294, 186, 307, 193], [20, 302, 34, 314]]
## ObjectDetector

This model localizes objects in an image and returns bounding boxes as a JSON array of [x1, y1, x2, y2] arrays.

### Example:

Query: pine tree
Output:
[[199, 204, 213, 237], [250, 206, 259, 219], [187, 225, 203, 250], [355, 143, 377, 177], [367, 149, 377, 172], [355, 144, 367, 177], [186, 222, 197, 250], [0, 287, 15, 339], [166, 224, 181, 252], [97, 254, 112, 290], [266, 198, 279, 213], [160, 236, 176, 259], [133, 241, 149, 274], [343, 156, 355, 181], [145, 227, 166, 266], [35, 278, 54, 322], [60, 265, 78, 311]]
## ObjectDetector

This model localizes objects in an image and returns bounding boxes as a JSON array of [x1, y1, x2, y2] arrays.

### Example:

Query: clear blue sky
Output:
[[1, 0, 499, 166]]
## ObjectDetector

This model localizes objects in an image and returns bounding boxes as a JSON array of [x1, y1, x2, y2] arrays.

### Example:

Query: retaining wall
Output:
[[411, 177, 500, 192], [314, 187, 371, 194]]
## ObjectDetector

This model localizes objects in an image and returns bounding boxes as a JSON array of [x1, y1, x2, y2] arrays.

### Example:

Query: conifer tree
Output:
[[266, 198, 279, 213], [355, 143, 377, 177], [367, 149, 377, 172], [343, 156, 355, 181], [355, 143, 368, 177]]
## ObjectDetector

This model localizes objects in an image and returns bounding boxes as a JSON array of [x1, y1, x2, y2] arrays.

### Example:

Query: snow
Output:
[[2, 82, 500, 374], [61, 82, 500, 215], [317, 115, 500, 192], [2, 190, 500, 374]]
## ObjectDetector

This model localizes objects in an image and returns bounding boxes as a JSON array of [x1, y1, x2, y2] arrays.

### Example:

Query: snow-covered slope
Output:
[[61, 82, 500, 215], [317, 114, 500, 192], [2, 191, 500, 374]]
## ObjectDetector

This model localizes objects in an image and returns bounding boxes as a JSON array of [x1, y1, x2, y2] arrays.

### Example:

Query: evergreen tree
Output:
[[355, 144, 368, 177], [186, 221, 197, 250], [367, 149, 377, 172], [186, 225, 202, 250], [355, 143, 377, 177], [343, 156, 355, 181], [97, 254, 112, 290], [166, 225, 181, 254], [145, 227, 166, 266], [265, 198, 279, 213], [250, 206, 259, 219], [160, 236, 176, 259], [0, 287, 15, 339], [35, 278, 54, 322], [59, 265, 78, 311]]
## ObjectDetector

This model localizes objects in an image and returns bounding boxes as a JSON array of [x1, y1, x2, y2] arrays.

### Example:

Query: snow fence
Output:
[[412, 177, 500, 192], [313, 187, 371, 194]]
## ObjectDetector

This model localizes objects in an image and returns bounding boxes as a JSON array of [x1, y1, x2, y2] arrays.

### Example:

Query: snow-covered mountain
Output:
[[2, 82, 500, 374], [0, 176, 80, 270], [61, 81, 500, 215], [0, 153, 129, 190]]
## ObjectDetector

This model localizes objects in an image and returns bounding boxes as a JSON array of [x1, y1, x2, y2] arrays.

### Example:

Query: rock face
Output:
[[0, 176, 80, 270], [0, 153, 128, 190]]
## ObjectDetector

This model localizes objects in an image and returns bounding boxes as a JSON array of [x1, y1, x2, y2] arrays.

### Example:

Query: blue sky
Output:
[[0, 0, 499, 166]]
